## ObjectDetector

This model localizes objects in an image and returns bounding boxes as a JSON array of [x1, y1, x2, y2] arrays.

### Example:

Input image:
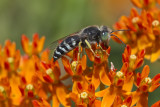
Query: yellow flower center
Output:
[[130, 54, 137, 60], [7, 57, 14, 63], [121, 105, 128, 107], [71, 61, 78, 72], [152, 20, 159, 26], [132, 17, 139, 23], [46, 68, 53, 75], [80, 91, 88, 99], [144, 77, 152, 84], [0, 86, 5, 92], [26, 84, 34, 90], [116, 71, 124, 78]]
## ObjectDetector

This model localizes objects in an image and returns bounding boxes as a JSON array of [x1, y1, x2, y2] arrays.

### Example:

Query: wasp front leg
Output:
[[84, 39, 96, 56]]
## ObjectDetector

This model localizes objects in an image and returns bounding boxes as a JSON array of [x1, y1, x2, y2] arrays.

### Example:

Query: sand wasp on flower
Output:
[[50, 25, 129, 62]]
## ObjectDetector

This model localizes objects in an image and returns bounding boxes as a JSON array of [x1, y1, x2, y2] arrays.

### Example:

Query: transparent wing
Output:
[[47, 33, 82, 60], [47, 35, 70, 59]]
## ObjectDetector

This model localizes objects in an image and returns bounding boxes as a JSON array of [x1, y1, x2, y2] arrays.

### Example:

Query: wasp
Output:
[[51, 25, 128, 62]]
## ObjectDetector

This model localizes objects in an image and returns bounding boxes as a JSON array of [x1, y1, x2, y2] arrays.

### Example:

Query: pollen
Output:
[[80, 91, 88, 99], [132, 17, 139, 23], [152, 20, 159, 26], [0, 86, 5, 92], [130, 54, 137, 60], [116, 71, 124, 78], [71, 61, 78, 72], [26, 84, 34, 90], [121, 105, 128, 107], [144, 77, 152, 84], [46, 68, 53, 75], [7, 57, 14, 63]]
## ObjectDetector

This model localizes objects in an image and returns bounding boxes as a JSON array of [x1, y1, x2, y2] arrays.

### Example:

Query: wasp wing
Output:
[[48, 33, 82, 60]]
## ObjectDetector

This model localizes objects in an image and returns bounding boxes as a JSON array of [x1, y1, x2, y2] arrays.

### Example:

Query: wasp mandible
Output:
[[52, 25, 128, 62]]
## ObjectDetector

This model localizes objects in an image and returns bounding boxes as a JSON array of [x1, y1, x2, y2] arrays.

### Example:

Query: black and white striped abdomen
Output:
[[53, 35, 80, 61]]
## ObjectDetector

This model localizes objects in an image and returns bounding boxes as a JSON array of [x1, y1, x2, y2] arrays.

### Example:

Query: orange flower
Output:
[[95, 62, 133, 107], [62, 55, 86, 76], [131, 65, 160, 106], [21, 33, 45, 56], [122, 45, 145, 70], [0, 40, 20, 73], [69, 81, 101, 107], [135, 65, 160, 92], [34, 54, 71, 107], [114, 6, 160, 62]]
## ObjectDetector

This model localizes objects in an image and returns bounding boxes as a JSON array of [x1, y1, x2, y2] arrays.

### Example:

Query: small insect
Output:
[[51, 25, 128, 62]]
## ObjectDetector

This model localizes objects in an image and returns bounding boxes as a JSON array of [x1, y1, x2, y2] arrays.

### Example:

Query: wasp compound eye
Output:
[[101, 32, 109, 41]]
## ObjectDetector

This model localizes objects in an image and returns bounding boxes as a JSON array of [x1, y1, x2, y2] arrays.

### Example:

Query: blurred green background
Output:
[[0, 0, 159, 106]]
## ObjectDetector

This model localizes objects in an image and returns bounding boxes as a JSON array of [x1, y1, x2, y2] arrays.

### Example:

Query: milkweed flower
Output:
[[114, 0, 160, 62], [0, 29, 160, 107], [69, 81, 101, 107], [131, 65, 160, 106], [21, 33, 45, 56]]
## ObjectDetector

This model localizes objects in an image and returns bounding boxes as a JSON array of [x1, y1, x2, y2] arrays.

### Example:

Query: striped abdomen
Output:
[[53, 35, 80, 62]]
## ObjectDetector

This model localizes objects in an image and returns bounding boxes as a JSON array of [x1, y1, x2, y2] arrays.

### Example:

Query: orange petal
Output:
[[134, 58, 143, 69], [85, 48, 94, 62], [124, 96, 132, 107], [141, 65, 150, 79], [94, 100, 102, 107], [136, 92, 148, 107], [52, 94, 60, 107], [131, 91, 141, 106], [151, 100, 160, 107], [100, 70, 111, 86], [101, 86, 116, 107], [81, 55, 86, 71], [38, 36, 45, 52], [21, 34, 30, 54], [121, 62, 128, 74], [123, 76, 134, 92], [56, 83, 71, 106], [91, 66, 100, 89], [150, 49, 160, 62], [61, 56, 73, 75], [95, 88, 108, 97]]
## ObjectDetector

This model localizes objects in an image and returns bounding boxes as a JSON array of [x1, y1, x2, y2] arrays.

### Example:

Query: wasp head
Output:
[[100, 25, 112, 42]]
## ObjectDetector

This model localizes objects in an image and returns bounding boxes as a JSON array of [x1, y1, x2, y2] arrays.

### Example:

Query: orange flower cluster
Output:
[[114, 0, 160, 62], [0, 34, 160, 107]]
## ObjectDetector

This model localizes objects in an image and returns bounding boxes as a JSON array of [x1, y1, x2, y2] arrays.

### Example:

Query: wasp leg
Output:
[[85, 40, 96, 56], [97, 44, 110, 56], [77, 41, 82, 61]]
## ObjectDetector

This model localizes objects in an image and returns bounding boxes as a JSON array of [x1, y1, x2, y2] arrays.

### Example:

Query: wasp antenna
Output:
[[110, 34, 126, 47], [111, 29, 130, 33]]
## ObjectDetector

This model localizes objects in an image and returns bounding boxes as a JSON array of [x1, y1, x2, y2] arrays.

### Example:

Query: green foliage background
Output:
[[0, 0, 159, 106]]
